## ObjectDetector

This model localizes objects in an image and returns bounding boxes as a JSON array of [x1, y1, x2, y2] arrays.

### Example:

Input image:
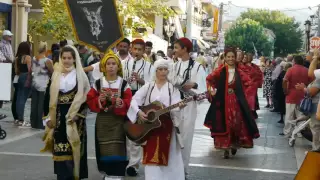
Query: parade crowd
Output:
[[0, 29, 320, 180]]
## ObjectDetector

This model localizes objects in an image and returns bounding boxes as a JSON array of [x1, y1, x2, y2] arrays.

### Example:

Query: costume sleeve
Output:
[[195, 64, 207, 93], [144, 62, 154, 83], [91, 62, 103, 80], [238, 68, 256, 110], [127, 83, 150, 123], [113, 87, 133, 116], [253, 65, 264, 88], [86, 86, 102, 113]]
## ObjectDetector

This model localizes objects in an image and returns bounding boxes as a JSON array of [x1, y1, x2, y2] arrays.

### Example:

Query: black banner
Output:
[[65, 0, 123, 53]]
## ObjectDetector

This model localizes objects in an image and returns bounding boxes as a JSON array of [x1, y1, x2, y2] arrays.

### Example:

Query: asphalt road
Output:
[[0, 92, 309, 180]]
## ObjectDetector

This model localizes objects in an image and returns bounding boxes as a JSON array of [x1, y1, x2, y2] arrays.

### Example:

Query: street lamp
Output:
[[164, 21, 176, 46], [305, 20, 311, 52]]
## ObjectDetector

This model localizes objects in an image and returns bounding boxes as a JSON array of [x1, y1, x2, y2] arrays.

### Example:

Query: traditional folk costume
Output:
[[169, 38, 207, 171], [87, 52, 132, 180], [205, 64, 260, 152], [127, 59, 185, 180], [41, 45, 91, 180], [239, 63, 263, 119], [121, 44, 154, 174]]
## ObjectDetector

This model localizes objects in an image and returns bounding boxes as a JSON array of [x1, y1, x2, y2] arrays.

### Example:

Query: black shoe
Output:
[[127, 167, 138, 177], [265, 105, 270, 108], [270, 109, 279, 112], [223, 150, 230, 159], [231, 148, 237, 155], [279, 133, 285, 136], [277, 120, 284, 124]]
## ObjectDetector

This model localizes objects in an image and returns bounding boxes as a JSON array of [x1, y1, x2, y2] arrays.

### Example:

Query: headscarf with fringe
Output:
[[41, 45, 90, 180]]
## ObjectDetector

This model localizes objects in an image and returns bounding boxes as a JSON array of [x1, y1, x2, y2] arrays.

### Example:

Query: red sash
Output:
[[142, 115, 173, 166]]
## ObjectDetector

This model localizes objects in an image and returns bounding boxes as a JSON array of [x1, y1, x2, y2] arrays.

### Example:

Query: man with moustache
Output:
[[117, 38, 133, 62]]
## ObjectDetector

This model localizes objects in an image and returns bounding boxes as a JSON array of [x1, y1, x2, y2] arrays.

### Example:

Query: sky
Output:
[[217, 0, 319, 26]]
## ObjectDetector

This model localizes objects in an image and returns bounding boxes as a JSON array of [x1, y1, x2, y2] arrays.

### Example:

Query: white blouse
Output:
[[60, 69, 77, 93], [127, 82, 181, 124], [93, 76, 130, 90]]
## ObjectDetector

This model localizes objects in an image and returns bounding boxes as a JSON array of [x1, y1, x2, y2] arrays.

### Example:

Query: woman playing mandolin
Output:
[[86, 51, 132, 180], [127, 59, 185, 180]]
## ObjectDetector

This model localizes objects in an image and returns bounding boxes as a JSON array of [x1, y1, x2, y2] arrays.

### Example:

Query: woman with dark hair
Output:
[[14, 42, 32, 126], [41, 45, 90, 180], [205, 47, 260, 159]]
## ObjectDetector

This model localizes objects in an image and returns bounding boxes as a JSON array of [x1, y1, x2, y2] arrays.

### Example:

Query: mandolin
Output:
[[124, 92, 207, 144]]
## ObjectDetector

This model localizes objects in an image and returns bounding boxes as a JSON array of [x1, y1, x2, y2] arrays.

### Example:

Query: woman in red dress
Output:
[[204, 47, 260, 159], [241, 52, 264, 119]]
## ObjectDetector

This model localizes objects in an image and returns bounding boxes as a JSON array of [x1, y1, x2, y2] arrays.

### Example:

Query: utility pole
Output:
[[317, 4, 320, 36], [186, 0, 194, 40], [218, 3, 224, 32]]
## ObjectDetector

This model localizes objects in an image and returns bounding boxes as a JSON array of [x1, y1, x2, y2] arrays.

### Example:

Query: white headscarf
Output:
[[152, 58, 170, 80], [314, 69, 320, 80], [41, 45, 90, 180]]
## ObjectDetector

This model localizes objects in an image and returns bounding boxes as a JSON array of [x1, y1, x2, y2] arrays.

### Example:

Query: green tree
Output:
[[28, 0, 73, 40], [118, 0, 174, 35], [240, 9, 303, 56], [225, 18, 273, 56], [28, 0, 174, 40]]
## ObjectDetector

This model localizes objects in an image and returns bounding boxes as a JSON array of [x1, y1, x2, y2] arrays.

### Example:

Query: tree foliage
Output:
[[225, 18, 273, 56], [28, 0, 73, 40], [28, 0, 174, 40], [240, 9, 303, 56], [118, 0, 175, 36]]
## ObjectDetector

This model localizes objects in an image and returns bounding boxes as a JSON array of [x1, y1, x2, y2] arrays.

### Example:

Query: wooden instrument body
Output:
[[124, 101, 167, 144]]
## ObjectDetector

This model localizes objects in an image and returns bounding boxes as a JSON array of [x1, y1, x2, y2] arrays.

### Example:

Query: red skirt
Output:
[[214, 93, 254, 149]]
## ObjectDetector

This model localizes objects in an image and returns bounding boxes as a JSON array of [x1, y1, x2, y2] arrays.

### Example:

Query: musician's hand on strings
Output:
[[183, 82, 195, 91], [138, 110, 148, 121], [115, 98, 124, 108], [179, 102, 187, 109]]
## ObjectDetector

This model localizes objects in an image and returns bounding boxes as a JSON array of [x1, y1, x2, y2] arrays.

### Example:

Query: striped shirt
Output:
[[0, 39, 14, 63]]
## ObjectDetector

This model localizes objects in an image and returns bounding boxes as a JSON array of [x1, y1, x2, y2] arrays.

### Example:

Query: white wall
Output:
[[0, 0, 12, 5]]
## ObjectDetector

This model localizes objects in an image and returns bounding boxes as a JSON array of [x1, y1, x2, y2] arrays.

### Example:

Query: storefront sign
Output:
[[310, 37, 320, 50]]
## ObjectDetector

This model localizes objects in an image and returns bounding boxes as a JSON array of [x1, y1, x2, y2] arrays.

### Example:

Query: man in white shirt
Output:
[[116, 38, 133, 62], [122, 39, 154, 177]]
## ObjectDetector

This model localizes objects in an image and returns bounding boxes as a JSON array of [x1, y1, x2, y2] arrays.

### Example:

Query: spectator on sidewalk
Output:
[[30, 41, 53, 129], [0, 50, 7, 120], [15, 42, 32, 126], [281, 55, 312, 137], [0, 30, 14, 120]]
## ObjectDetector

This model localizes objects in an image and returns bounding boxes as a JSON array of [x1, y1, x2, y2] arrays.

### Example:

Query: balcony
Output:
[[166, 0, 187, 15]]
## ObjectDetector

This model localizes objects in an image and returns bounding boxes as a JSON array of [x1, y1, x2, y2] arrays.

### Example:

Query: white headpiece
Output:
[[154, 58, 169, 70], [314, 69, 320, 79]]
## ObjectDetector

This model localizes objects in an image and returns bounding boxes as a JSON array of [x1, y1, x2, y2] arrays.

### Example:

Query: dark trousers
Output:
[[11, 83, 18, 120], [57, 175, 74, 180], [43, 80, 51, 116], [30, 89, 45, 129]]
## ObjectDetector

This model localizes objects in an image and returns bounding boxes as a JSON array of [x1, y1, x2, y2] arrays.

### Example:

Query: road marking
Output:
[[0, 131, 43, 146], [0, 151, 297, 175], [189, 163, 297, 175]]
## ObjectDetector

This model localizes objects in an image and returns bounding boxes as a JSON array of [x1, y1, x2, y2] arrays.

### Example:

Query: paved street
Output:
[[0, 92, 312, 180]]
